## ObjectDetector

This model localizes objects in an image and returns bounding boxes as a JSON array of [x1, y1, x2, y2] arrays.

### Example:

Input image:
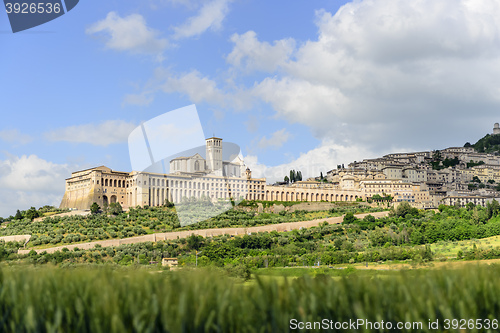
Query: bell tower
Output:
[[245, 167, 252, 180], [206, 137, 223, 174]]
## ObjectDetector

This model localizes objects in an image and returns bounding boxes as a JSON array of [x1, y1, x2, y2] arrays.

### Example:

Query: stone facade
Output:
[[60, 137, 268, 210]]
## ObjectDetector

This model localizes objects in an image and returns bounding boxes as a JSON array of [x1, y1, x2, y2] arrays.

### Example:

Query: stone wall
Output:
[[0, 235, 31, 243]]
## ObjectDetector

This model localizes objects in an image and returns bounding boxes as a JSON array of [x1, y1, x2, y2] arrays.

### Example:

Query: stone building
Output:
[[494, 123, 500, 135], [61, 137, 264, 210]]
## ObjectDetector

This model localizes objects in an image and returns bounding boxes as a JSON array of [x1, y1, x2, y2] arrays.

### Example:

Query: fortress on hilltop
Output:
[[493, 123, 500, 135]]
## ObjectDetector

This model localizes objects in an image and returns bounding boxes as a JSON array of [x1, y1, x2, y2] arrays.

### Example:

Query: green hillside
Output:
[[467, 133, 500, 154], [0, 203, 378, 249]]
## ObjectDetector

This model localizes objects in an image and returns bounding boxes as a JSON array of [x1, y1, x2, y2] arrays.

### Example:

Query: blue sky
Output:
[[2, 0, 500, 217]]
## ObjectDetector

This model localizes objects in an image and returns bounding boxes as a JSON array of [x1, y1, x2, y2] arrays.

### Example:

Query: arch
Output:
[[110, 195, 117, 204], [321, 193, 324, 201], [286, 192, 290, 201], [103, 195, 108, 206], [105, 179, 108, 186], [306, 193, 309, 201], [291, 192, 295, 201], [316, 193, 319, 202], [114, 180, 117, 187]]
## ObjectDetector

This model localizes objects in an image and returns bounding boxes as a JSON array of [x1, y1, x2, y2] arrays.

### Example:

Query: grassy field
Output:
[[431, 235, 500, 258], [2, 265, 500, 332]]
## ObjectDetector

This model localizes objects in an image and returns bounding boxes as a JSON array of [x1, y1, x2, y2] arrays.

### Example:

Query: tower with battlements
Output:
[[494, 123, 500, 135]]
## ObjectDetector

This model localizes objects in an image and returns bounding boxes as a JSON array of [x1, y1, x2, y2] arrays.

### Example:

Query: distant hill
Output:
[[466, 134, 500, 154]]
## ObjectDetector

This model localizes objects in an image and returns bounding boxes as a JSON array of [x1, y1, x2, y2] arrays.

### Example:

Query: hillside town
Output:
[[319, 124, 500, 209]]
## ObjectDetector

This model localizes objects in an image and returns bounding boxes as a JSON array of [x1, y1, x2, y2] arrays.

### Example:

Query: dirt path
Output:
[[18, 211, 389, 254]]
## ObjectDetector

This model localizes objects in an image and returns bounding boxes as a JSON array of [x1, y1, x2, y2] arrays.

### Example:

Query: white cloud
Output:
[[257, 129, 291, 149], [227, 31, 295, 72], [86, 12, 168, 58], [173, 0, 231, 39], [160, 70, 227, 105], [252, 78, 349, 137], [0, 129, 33, 145], [235, 0, 500, 151], [122, 93, 154, 107], [122, 67, 255, 109], [0, 155, 72, 217], [245, 140, 380, 183], [44, 120, 137, 146]]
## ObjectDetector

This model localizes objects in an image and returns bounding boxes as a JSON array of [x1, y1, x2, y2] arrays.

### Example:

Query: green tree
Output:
[[487, 199, 500, 219], [14, 210, 22, 220], [342, 212, 357, 224], [90, 202, 100, 214], [369, 228, 388, 247], [410, 230, 424, 245], [187, 234, 204, 251], [394, 202, 419, 218], [108, 203, 123, 215], [25, 207, 39, 221], [284, 176, 289, 183]]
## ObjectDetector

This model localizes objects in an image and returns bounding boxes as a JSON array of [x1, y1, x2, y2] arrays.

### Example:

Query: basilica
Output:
[[60, 137, 265, 210]]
